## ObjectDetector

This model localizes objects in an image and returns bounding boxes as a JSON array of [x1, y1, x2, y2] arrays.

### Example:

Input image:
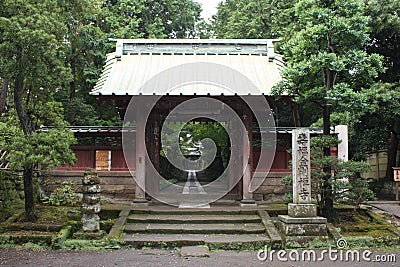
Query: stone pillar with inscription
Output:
[[277, 128, 328, 247]]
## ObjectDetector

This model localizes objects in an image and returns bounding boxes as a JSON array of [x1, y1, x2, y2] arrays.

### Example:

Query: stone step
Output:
[[131, 208, 258, 216], [122, 233, 271, 250], [2, 230, 55, 245], [152, 194, 240, 202], [127, 214, 261, 224], [124, 223, 265, 234]]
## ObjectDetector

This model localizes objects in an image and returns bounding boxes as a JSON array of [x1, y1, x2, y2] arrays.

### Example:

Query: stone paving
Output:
[[369, 201, 400, 218]]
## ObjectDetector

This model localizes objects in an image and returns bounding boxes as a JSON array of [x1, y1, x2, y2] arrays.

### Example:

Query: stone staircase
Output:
[[114, 207, 283, 250]]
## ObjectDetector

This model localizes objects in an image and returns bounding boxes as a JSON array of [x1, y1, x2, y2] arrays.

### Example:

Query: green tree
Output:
[[355, 83, 400, 181], [100, 0, 202, 39], [212, 0, 277, 39], [353, 0, 400, 181], [273, 0, 383, 220], [59, 0, 104, 100], [364, 0, 400, 83], [0, 0, 76, 221], [52, 1, 107, 125]]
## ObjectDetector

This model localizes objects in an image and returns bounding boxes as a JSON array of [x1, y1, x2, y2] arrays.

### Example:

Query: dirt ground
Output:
[[1, 248, 399, 267]]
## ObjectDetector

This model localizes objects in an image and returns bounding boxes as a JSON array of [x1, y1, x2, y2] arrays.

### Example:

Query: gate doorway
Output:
[[156, 120, 241, 201]]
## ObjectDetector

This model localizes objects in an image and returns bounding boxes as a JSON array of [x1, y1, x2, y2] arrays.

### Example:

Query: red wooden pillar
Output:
[[146, 113, 160, 196], [134, 100, 148, 203], [154, 118, 161, 172], [154, 119, 161, 194], [241, 108, 256, 206], [228, 122, 238, 195]]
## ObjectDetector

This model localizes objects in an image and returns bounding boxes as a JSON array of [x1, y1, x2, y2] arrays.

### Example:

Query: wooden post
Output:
[[148, 115, 160, 195], [134, 100, 148, 204], [393, 167, 400, 201], [227, 122, 236, 193], [240, 109, 256, 206]]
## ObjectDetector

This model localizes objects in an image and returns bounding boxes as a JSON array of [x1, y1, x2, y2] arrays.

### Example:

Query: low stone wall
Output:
[[42, 170, 290, 203], [253, 172, 291, 202], [0, 171, 24, 211], [42, 170, 136, 201]]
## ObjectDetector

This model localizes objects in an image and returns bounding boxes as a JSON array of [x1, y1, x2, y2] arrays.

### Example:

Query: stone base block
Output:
[[278, 215, 327, 224], [72, 230, 106, 240], [288, 203, 317, 217], [277, 217, 327, 236], [277, 215, 328, 248]]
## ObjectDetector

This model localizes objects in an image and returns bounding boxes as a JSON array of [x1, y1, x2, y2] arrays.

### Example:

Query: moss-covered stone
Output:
[[62, 238, 122, 250], [0, 171, 25, 222], [52, 225, 72, 249], [82, 170, 101, 185], [208, 240, 268, 251], [72, 230, 106, 240]]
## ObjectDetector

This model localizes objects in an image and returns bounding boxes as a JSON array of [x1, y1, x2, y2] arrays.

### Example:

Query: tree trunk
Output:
[[291, 101, 302, 127], [23, 166, 36, 221], [0, 79, 7, 114], [386, 122, 399, 182], [14, 46, 36, 222], [321, 103, 335, 221]]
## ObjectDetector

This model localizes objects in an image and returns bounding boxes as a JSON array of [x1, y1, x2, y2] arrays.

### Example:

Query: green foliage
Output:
[[306, 237, 335, 249], [311, 136, 375, 209], [0, 0, 70, 91], [0, 171, 24, 217], [62, 98, 100, 126], [100, 0, 202, 39], [41, 181, 80, 206], [190, 122, 229, 168], [344, 178, 375, 207], [212, 0, 278, 38], [59, 1, 105, 95], [365, 0, 400, 83], [351, 83, 400, 160], [0, 235, 13, 247], [0, 108, 76, 170], [160, 122, 228, 156], [273, 0, 384, 103]]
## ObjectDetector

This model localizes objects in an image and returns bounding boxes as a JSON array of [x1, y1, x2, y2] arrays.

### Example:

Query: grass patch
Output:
[[0, 202, 24, 224], [332, 208, 400, 248], [8, 204, 81, 225]]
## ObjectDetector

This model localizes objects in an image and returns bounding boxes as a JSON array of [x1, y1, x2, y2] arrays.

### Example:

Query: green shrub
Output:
[[41, 180, 80, 206]]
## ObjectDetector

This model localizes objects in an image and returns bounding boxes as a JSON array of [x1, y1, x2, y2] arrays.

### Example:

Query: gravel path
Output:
[[1, 248, 399, 267]]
